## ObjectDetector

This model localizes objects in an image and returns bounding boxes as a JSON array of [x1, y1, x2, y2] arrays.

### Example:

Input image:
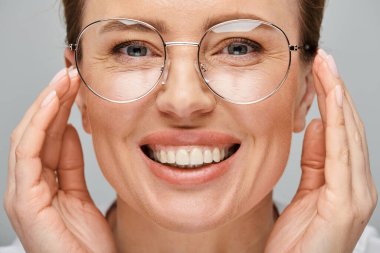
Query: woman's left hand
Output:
[[265, 50, 378, 253]]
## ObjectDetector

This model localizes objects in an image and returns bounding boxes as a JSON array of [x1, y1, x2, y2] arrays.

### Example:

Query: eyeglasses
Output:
[[69, 18, 305, 104]]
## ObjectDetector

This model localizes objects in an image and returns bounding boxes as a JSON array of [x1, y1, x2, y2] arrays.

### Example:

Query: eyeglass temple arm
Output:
[[289, 44, 311, 51]]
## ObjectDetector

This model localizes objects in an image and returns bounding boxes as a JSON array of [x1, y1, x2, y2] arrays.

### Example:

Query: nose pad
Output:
[[198, 62, 209, 84], [161, 60, 170, 85]]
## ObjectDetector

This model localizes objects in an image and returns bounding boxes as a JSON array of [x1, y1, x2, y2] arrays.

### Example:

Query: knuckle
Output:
[[301, 159, 324, 170], [339, 147, 350, 163], [351, 201, 374, 225], [336, 113, 345, 127], [45, 130, 63, 142], [15, 144, 27, 160]]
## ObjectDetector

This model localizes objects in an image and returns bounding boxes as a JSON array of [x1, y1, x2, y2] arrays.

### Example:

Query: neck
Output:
[[112, 193, 276, 253]]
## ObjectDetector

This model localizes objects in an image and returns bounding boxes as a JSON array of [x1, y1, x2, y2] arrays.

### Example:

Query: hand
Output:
[[4, 68, 116, 253], [265, 50, 378, 253]]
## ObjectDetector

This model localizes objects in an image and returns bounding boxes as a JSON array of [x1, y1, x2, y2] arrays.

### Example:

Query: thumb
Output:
[[57, 124, 92, 202], [295, 119, 326, 199]]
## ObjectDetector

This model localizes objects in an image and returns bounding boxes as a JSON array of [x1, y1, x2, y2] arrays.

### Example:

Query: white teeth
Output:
[[190, 148, 203, 166], [149, 146, 234, 168], [221, 148, 225, 160], [160, 150, 167, 164], [203, 149, 213, 164], [167, 150, 176, 164], [176, 149, 189, 166], [154, 151, 160, 161], [212, 148, 221, 163]]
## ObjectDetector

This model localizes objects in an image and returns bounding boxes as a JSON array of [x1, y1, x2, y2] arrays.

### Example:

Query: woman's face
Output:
[[77, 0, 313, 232]]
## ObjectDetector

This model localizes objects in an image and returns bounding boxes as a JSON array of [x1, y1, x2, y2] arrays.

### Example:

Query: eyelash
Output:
[[111, 41, 146, 55], [217, 38, 263, 55]]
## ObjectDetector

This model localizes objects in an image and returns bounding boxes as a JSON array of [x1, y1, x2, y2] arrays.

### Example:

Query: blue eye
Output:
[[220, 39, 262, 56], [124, 45, 148, 57], [227, 43, 251, 55], [113, 42, 150, 57]]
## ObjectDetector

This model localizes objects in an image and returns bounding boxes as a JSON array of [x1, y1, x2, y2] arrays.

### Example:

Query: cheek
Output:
[[85, 96, 148, 190], [232, 77, 297, 140], [226, 73, 299, 210]]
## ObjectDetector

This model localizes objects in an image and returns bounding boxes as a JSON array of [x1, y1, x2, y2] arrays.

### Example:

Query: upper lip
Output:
[[138, 130, 241, 147]]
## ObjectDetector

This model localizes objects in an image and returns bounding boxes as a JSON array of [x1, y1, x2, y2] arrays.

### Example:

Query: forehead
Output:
[[83, 0, 299, 39]]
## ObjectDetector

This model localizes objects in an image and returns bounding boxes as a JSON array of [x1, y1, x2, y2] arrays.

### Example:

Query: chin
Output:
[[132, 174, 249, 234], [149, 202, 234, 234]]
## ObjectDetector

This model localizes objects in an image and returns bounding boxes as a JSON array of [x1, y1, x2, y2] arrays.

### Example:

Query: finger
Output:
[[312, 50, 328, 125], [316, 54, 351, 200], [15, 90, 60, 196], [57, 125, 92, 202], [340, 86, 371, 186], [41, 69, 80, 171], [342, 88, 376, 201], [341, 94, 369, 198], [319, 51, 373, 200], [341, 86, 375, 202], [8, 68, 72, 196], [296, 119, 326, 198]]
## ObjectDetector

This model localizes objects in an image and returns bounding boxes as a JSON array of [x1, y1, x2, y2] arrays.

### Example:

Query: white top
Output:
[[1, 201, 379, 253]]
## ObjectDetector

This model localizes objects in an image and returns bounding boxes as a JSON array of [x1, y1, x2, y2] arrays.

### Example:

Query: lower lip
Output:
[[140, 149, 237, 186]]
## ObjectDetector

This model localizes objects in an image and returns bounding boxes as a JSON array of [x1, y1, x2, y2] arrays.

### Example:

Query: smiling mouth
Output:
[[141, 144, 240, 169]]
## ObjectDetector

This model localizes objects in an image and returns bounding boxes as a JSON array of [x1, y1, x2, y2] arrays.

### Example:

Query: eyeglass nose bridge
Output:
[[165, 41, 200, 47], [160, 41, 202, 85]]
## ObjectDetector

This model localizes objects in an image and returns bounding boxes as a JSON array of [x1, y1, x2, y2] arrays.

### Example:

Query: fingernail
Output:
[[327, 55, 340, 78], [68, 66, 78, 79], [318, 48, 328, 60], [335, 85, 343, 108], [50, 68, 67, 86], [41, 90, 57, 108]]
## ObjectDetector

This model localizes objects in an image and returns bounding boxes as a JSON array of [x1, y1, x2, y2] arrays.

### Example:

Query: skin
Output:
[[4, 0, 377, 253]]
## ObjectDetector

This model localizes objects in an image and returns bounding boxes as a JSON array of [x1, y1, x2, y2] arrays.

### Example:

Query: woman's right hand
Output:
[[4, 68, 116, 253]]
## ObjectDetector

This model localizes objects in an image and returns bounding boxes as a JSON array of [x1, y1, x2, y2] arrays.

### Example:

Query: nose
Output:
[[156, 45, 216, 121]]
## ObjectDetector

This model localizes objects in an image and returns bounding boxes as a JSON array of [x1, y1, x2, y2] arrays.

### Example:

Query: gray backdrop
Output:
[[1, 0, 379, 245]]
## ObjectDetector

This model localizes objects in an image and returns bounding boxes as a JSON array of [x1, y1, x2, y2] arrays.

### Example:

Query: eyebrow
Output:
[[98, 13, 269, 35]]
